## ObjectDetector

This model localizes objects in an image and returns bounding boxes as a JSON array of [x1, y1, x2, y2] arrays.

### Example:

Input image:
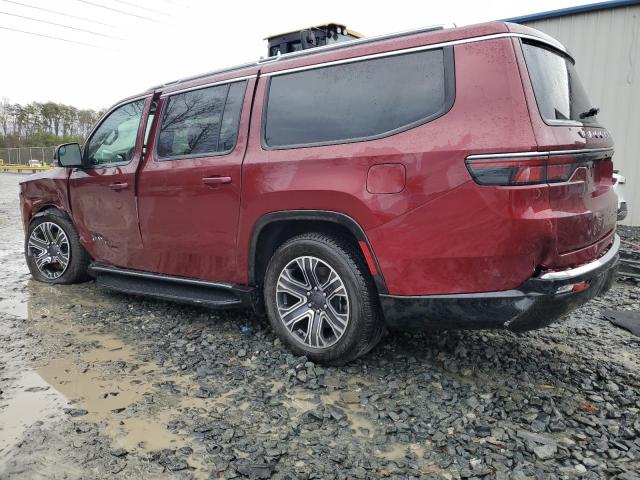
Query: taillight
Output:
[[598, 158, 614, 183], [546, 155, 577, 182], [465, 154, 579, 186]]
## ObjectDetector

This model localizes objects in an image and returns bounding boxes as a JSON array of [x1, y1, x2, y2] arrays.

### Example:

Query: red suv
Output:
[[20, 22, 619, 363]]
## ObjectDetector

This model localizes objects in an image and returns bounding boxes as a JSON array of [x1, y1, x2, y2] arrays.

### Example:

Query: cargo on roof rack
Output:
[[265, 22, 362, 57]]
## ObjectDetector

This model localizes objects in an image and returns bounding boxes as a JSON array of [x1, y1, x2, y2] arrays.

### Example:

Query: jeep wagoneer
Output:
[[20, 21, 619, 363]]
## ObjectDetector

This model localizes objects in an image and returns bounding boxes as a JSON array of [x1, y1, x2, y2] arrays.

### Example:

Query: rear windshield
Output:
[[522, 42, 598, 125]]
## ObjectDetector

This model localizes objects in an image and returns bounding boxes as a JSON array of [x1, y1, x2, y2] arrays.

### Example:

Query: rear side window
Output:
[[263, 48, 453, 148], [522, 42, 598, 125], [157, 80, 246, 159]]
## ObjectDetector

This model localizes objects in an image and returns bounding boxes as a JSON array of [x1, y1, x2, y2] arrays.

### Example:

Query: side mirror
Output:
[[55, 143, 83, 168]]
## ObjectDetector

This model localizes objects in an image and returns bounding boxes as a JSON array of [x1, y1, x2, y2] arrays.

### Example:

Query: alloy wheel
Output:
[[275, 256, 350, 349], [27, 222, 70, 280]]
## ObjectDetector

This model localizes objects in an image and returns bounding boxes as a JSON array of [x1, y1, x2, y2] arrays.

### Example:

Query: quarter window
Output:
[[264, 49, 452, 148], [157, 81, 246, 159], [85, 100, 144, 166], [522, 42, 597, 125]]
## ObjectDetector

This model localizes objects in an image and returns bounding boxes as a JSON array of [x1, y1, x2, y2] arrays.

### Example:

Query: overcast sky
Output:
[[0, 0, 592, 110]]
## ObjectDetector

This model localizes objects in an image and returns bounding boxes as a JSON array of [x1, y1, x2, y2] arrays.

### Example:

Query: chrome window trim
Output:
[[159, 75, 256, 98], [548, 147, 614, 156], [539, 235, 620, 281], [150, 24, 565, 88], [262, 33, 567, 77], [147, 31, 566, 90], [545, 120, 585, 127], [467, 147, 614, 160]]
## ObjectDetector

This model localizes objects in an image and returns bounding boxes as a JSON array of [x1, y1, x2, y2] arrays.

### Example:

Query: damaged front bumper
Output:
[[380, 235, 620, 332]]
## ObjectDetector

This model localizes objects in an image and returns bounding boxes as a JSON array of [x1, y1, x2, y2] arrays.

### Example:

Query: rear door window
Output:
[[522, 42, 598, 125], [157, 80, 246, 159], [263, 48, 454, 148]]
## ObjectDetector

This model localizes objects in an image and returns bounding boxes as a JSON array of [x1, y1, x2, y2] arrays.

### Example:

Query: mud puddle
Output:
[[0, 319, 68, 459], [279, 384, 377, 438], [0, 280, 210, 473]]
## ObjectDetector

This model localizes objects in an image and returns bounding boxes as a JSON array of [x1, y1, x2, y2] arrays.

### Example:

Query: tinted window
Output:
[[157, 81, 246, 159], [144, 113, 154, 148], [219, 82, 246, 151], [85, 100, 144, 166], [264, 49, 449, 147], [522, 42, 597, 125]]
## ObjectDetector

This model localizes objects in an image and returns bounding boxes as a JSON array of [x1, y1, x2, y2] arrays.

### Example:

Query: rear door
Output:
[[135, 76, 255, 282], [69, 96, 151, 267], [518, 40, 617, 257]]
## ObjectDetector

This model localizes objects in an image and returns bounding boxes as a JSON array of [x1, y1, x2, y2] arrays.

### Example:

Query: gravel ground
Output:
[[0, 173, 639, 480], [618, 226, 640, 246]]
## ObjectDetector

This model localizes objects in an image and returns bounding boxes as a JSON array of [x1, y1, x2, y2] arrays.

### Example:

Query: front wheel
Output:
[[263, 233, 384, 364], [25, 211, 91, 284]]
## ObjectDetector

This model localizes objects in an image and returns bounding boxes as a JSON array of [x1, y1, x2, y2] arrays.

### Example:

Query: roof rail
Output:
[[149, 23, 452, 91], [149, 61, 259, 90]]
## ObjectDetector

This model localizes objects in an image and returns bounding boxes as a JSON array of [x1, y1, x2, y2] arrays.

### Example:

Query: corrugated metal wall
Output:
[[521, 4, 640, 225]]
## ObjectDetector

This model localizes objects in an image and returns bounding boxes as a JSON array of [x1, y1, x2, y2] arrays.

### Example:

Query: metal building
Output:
[[507, 0, 640, 225]]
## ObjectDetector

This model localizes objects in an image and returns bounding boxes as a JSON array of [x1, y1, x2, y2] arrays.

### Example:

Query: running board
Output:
[[89, 264, 255, 309]]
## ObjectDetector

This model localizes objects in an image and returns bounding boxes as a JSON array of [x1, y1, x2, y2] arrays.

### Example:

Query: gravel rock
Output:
[[63, 408, 88, 417], [533, 444, 557, 460]]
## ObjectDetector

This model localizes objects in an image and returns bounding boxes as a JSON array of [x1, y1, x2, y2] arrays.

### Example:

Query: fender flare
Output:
[[31, 205, 72, 222], [248, 210, 388, 294]]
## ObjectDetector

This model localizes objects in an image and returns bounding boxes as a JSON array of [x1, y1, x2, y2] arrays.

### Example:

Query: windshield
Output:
[[522, 41, 599, 125]]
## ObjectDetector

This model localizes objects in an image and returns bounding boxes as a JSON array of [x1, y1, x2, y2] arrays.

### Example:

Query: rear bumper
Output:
[[617, 201, 628, 221], [380, 235, 620, 332]]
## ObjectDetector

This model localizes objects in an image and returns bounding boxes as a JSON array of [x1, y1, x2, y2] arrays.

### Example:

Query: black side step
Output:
[[89, 264, 255, 309]]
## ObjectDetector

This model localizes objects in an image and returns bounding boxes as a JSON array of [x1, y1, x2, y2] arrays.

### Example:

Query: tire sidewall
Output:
[[264, 238, 367, 362]]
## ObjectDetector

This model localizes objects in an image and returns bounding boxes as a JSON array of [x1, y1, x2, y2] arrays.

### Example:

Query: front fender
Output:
[[19, 167, 73, 232]]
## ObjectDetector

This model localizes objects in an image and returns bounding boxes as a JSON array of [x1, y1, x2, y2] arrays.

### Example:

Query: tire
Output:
[[263, 232, 384, 364], [25, 210, 91, 285]]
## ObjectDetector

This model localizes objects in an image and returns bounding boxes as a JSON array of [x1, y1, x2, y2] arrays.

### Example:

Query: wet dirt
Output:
[[0, 281, 204, 472]]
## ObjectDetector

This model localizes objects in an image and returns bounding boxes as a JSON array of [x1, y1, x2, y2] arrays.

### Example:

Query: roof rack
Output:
[[149, 23, 453, 91]]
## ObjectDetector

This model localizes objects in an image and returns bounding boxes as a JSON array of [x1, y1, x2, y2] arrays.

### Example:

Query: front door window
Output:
[[85, 100, 144, 166]]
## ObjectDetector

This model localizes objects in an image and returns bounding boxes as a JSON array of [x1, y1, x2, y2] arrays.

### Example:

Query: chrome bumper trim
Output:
[[539, 234, 620, 281]]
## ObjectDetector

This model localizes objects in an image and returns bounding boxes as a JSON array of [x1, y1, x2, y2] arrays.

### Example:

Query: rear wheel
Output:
[[263, 233, 384, 364], [25, 211, 91, 284]]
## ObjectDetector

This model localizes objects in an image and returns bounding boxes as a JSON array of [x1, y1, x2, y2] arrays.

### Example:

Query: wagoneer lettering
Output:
[[20, 21, 619, 364]]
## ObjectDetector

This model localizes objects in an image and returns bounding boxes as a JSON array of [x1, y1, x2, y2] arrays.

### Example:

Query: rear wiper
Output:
[[579, 106, 600, 119]]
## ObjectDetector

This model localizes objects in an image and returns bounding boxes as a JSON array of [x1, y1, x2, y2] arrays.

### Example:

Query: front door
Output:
[[135, 77, 254, 283], [69, 97, 151, 267]]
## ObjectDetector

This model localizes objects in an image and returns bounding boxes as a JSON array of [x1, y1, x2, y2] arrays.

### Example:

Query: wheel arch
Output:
[[248, 210, 388, 294], [31, 204, 72, 222]]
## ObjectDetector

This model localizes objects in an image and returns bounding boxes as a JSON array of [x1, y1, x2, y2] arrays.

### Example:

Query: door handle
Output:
[[108, 182, 129, 191], [202, 176, 232, 186]]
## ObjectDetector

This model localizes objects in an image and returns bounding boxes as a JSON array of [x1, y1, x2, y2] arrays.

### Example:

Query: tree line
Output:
[[0, 98, 104, 148]]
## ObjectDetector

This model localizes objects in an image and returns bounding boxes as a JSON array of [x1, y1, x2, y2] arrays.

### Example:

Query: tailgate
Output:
[[518, 37, 618, 265], [548, 148, 617, 254]]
